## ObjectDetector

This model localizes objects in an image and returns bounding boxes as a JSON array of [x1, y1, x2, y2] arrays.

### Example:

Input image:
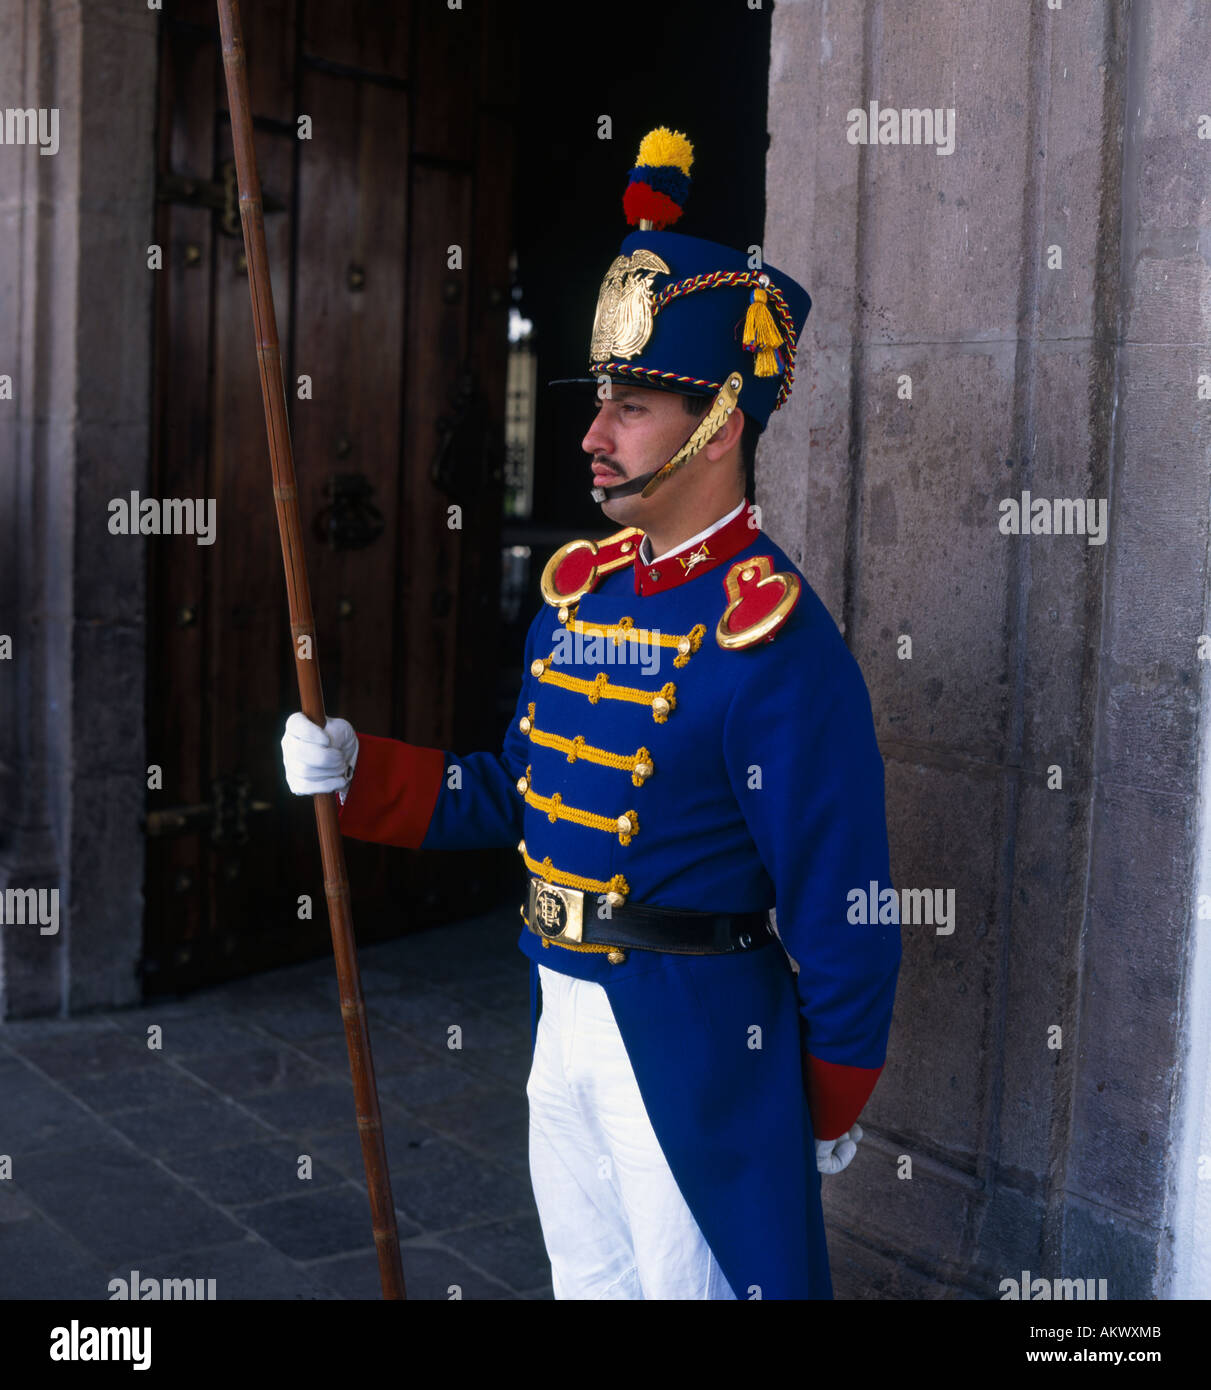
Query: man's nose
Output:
[[582, 411, 612, 455]]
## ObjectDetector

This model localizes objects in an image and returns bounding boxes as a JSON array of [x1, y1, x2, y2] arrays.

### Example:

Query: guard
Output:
[[281, 127, 901, 1300]]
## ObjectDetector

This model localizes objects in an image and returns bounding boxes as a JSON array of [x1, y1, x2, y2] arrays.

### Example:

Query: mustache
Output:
[[591, 457, 622, 476]]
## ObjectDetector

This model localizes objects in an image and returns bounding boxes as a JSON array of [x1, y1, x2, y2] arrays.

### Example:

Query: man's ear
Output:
[[704, 407, 745, 460]]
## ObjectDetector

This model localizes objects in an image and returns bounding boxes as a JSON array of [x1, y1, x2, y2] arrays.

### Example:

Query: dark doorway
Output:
[[142, 0, 771, 997], [144, 0, 519, 994]]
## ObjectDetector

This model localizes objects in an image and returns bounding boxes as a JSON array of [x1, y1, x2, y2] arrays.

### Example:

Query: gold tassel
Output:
[[742, 287, 784, 378]]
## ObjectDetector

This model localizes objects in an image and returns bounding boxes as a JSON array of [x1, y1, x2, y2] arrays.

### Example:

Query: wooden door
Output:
[[144, 0, 518, 996]]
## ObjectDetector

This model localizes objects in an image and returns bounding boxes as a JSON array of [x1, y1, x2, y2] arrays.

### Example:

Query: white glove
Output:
[[816, 1123, 863, 1175], [281, 713, 359, 798]]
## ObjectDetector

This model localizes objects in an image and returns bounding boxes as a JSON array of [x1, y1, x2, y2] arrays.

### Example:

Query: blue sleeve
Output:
[[722, 623, 901, 1069]]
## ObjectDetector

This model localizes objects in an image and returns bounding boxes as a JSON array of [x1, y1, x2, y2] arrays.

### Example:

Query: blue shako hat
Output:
[[589, 227, 812, 432], [555, 127, 813, 503]]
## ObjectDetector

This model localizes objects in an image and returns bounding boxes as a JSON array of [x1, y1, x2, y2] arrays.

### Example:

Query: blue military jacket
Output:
[[338, 505, 901, 1299]]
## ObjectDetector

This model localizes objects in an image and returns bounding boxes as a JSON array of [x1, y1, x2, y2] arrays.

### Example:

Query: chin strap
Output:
[[589, 469, 660, 503], [589, 374, 743, 504]]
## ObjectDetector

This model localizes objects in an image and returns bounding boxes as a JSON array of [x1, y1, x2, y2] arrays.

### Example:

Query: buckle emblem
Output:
[[526, 878, 585, 943], [534, 885, 569, 938]]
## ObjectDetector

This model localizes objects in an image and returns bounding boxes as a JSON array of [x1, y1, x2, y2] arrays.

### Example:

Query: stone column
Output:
[[765, 0, 1210, 1298], [0, 0, 156, 1017]]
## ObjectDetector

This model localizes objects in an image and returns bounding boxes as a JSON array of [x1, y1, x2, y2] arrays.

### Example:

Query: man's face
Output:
[[580, 383, 705, 529]]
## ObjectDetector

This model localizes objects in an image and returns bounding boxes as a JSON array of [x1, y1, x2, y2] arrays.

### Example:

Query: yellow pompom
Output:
[[635, 126, 694, 175]]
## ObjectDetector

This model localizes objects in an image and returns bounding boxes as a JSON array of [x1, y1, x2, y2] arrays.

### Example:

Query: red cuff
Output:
[[803, 1053, 884, 1142], [335, 732, 445, 848]]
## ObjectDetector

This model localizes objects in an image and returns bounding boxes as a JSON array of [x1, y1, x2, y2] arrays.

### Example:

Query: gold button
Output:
[[635, 761, 653, 780], [677, 638, 690, 654], [652, 697, 669, 717], [605, 890, 624, 907], [740, 567, 755, 581], [616, 814, 631, 833], [517, 839, 526, 855], [621, 541, 632, 553], [557, 606, 569, 623], [519, 716, 532, 733], [607, 948, 627, 965], [530, 658, 545, 677], [516, 776, 528, 794]]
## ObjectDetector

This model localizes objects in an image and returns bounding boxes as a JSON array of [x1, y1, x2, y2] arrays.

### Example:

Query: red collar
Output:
[[633, 505, 758, 596]]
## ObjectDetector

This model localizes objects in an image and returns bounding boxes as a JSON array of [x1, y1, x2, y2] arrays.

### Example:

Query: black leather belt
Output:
[[523, 876, 775, 959]]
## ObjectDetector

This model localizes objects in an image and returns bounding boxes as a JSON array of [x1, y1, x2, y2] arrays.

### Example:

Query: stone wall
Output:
[[763, 0, 1211, 1299], [0, 1, 157, 1017]]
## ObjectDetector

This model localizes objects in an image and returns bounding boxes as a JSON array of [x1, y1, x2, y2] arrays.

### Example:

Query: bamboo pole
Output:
[[216, 0, 406, 1300]]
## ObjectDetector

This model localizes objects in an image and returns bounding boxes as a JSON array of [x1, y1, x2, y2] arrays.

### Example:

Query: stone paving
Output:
[[0, 904, 554, 1300]]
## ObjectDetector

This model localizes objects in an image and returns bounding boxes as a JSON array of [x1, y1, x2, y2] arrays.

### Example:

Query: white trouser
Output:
[[526, 963, 737, 1300]]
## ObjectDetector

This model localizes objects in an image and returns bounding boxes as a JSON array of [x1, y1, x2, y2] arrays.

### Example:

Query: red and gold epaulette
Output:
[[540, 527, 643, 614], [716, 556, 801, 649]]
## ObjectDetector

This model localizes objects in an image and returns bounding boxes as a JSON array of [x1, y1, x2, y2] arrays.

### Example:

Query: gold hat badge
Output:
[[588, 127, 693, 363], [589, 248, 670, 361]]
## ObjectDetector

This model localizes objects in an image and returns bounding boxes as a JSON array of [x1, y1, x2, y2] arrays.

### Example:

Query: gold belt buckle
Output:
[[527, 878, 585, 944]]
